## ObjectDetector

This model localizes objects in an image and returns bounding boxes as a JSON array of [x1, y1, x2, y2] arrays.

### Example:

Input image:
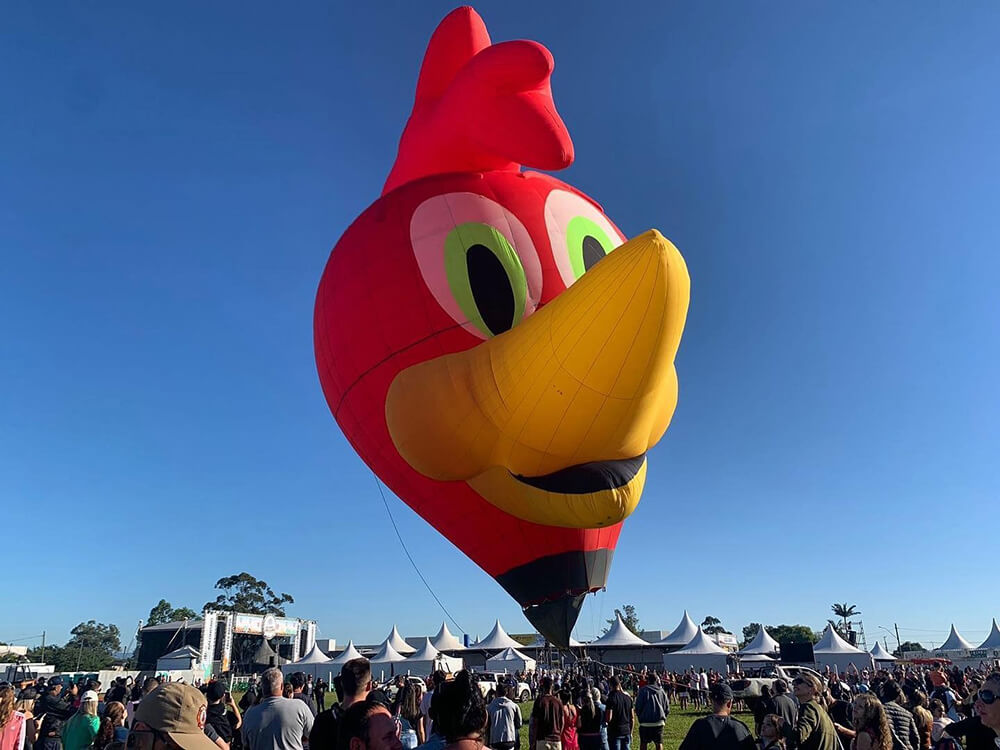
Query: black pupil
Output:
[[466, 243, 515, 335], [582, 234, 606, 271]]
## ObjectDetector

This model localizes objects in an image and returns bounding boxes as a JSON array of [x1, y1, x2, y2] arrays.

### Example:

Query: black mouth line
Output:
[[512, 454, 646, 495]]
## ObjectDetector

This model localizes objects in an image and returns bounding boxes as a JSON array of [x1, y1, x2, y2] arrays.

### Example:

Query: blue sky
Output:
[[3, 1, 999, 653]]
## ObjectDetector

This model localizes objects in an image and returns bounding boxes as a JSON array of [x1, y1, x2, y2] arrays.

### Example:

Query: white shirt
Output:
[[699, 673, 709, 690]]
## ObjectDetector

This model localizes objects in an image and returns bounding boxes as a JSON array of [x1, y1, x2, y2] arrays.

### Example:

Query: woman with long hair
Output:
[[94, 701, 128, 750], [1, 684, 29, 750], [393, 681, 423, 748], [61, 691, 100, 750], [433, 671, 488, 750], [559, 688, 579, 750], [577, 687, 602, 750], [852, 694, 892, 750]]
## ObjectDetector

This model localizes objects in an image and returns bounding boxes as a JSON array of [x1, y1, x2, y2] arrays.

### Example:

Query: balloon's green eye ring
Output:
[[566, 216, 616, 280], [544, 189, 625, 288], [444, 222, 528, 338]]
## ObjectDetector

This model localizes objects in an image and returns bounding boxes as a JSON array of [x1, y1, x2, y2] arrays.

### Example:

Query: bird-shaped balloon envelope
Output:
[[314, 6, 690, 647]]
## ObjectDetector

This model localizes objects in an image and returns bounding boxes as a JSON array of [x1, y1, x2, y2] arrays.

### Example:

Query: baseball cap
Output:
[[205, 682, 226, 702], [48, 676, 64, 686], [81, 690, 99, 703], [709, 682, 734, 703], [134, 684, 217, 750]]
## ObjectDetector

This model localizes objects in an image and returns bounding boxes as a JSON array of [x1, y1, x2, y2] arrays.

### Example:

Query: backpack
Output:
[[932, 736, 962, 750]]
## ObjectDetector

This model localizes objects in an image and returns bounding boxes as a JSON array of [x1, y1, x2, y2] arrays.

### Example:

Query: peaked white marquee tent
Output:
[[474, 621, 522, 651], [738, 626, 780, 655], [870, 642, 896, 663], [738, 653, 776, 663], [327, 641, 364, 665], [979, 620, 1000, 649], [813, 625, 872, 673], [383, 625, 416, 654], [281, 641, 334, 677], [370, 642, 409, 680], [937, 625, 973, 651], [485, 646, 536, 673], [656, 611, 700, 648], [431, 622, 465, 651], [662, 628, 729, 673], [405, 638, 463, 676], [590, 613, 648, 648]]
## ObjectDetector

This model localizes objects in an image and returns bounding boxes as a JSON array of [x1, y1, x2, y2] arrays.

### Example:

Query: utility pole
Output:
[[41, 631, 46, 664], [895, 623, 902, 654]]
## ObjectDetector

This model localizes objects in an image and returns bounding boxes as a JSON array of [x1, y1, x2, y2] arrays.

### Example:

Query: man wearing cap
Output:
[[33, 677, 76, 750], [777, 675, 836, 750], [242, 668, 313, 750], [131, 682, 228, 750], [678, 683, 754, 750]]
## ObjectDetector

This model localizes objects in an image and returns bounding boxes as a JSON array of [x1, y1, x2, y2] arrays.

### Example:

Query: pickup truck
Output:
[[730, 664, 825, 700], [474, 672, 532, 702]]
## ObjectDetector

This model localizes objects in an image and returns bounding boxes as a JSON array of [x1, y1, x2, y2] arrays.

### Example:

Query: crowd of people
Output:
[[2, 661, 998, 750]]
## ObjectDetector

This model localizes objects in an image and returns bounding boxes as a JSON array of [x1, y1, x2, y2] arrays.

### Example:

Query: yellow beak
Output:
[[386, 229, 690, 528]]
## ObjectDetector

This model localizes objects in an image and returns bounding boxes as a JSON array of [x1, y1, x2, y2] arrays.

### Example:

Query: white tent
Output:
[[870, 642, 896, 663], [281, 641, 334, 677], [590, 613, 648, 648], [157, 645, 200, 672], [485, 646, 536, 673], [327, 641, 364, 666], [813, 626, 872, 673], [383, 625, 416, 655], [656, 611, 699, 647], [979, 619, 1000, 649], [474, 621, 522, 651], [405, 638, 464, 676], [431, 622, 465, 651], [738, 626, 780, 655], [370, 642, 409, 681], [937, 625, 973, 651], [662, 628, 729, 673], [738, 653, 776, 664]]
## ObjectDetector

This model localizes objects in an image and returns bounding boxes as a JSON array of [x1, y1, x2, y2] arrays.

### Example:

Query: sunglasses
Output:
[[978, 689, 999, 705]]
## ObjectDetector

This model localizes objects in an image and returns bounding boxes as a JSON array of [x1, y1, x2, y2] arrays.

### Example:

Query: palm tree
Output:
[[831, 603, 861, 632]]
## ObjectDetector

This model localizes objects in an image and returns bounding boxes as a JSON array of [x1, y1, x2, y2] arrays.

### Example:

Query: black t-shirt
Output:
[[829, 701, 854, 731], [679, 715, 755, 750], [309, 704, 344, 750], [206, 703, 234, 743], [946, 716, 998, 750], [605, 690, 634, 738]]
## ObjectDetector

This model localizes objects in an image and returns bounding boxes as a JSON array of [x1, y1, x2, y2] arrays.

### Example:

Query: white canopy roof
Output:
[[431, 622, 465, 651], [590, 613, 649, 648], [474, 620, 522, 651], [656, 611, 699, 647], [814, 625, 867, 654], [383, 625, 416, 654], [979, 619, 1000, 649], [405, 638, 464, 676], [738, 626, 780, 655], [161, 645, 200, 660], [674, 627, 729, 655], [870, 642, 896, 661], [937, 625, 973, 651], [294, 642, 331, 664], [408, 638, 441, 661], [739, 653, 776, 663], [327, 641, 364, 665], [485, 646, 536, 672], [371, 641, 408, 664]]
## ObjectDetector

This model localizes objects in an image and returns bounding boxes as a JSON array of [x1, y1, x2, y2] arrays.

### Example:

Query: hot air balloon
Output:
[[313, 6, 690, 647]]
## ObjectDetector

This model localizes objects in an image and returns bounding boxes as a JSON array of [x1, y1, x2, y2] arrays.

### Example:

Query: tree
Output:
[[894, 641, 923, 657], [603, 604, 640, 636], [701, 616, 727, 635], [26, 621, 122, 671], [147, 600, 200, 625], [831, 603, 861, 632], [743, 624, 819, 646], [204, 572, 294, 615], [741, 623, 763, 648]]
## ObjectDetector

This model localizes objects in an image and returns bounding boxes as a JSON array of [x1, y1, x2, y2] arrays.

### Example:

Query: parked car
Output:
[[474, 672, 532, 702]]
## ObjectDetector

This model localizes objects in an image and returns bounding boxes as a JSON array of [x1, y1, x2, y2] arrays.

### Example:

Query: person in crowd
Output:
[[757, 715, 784, 750], [420, 673, 447, 745], [945, 673, 1000, 750], [2, 684, 30, 750], [131, 683, 222, 750], [530, 678, 564, 750], [316, 681, 328, 713], [391, 682, 421, 750], [106, 682, 127, 707], [60, 691, 100, 750], [432, 672, 488, 750], [928, 700, 952, 743], [205, 683, 242, 750], [126, 679, 160, 728], [289, 675, 317, 718], [304, 678, 313, 699], [699, 672, 710, 708], [311, 659, 373, 750], [603, 677, 632, 750], [877, 682, 919, 750], [752, 688, 775, 736], [35, 676, 77, 750], [635, 673, 668, 750], [486, 685, 521, 750], [95, 701, 128, 750], [850, 694, 891, 750], [337, 700, 402, 750], [241, 668, 313, 750], [826, 685, 856, 748], [771, 682, 797, 732], [678, 682, 754, 750], [240, 679, 261, 714], [929, 684, 960, 724], [777, 675, 836, 750], [577, 690, 602, 750], [906, 691, 932, 750], [10, 686, 38, 750], [559, 689, 578, 750]]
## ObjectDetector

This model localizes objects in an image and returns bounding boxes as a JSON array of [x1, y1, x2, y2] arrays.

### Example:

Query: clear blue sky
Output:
[[3, 2, 999, 653]]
